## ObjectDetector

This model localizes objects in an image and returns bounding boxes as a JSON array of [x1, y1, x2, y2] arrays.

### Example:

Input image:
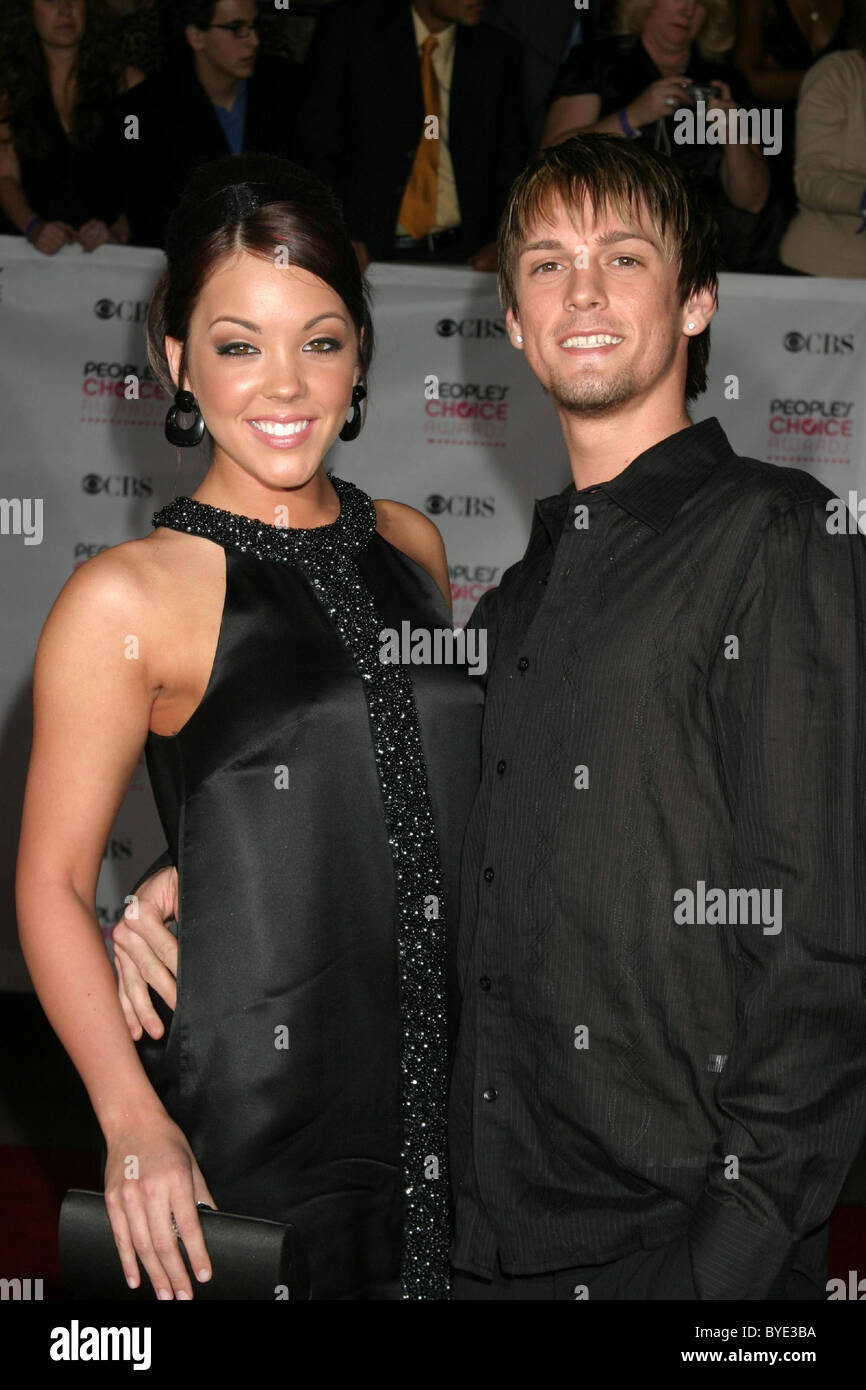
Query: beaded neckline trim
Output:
[[151, 474, 375, 559]]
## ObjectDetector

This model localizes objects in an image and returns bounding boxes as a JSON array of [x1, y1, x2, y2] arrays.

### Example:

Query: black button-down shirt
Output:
[[450, 417, 866, 1298]]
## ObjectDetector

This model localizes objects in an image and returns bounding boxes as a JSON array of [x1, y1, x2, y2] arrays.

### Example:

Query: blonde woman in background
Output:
[[541, 0, 774, 270]]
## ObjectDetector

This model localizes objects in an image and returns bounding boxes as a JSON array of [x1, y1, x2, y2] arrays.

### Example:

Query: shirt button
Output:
[[517, 656, 529, 671], [483, 866, 494, 882], [496, 759, 506, 775], [483, 1086, 498, 1102], [479, 975, 491, 991]]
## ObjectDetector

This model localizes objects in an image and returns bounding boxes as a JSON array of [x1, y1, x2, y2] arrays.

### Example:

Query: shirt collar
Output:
[[213, 78, 247, 115], [411, 5, 457, 60], [533, 417, 736, 543]]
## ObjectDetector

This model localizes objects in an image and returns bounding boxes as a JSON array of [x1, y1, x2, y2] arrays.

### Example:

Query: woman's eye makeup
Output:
[[214, 337, 345, 355], [303, 337, 344, 353], [216, 341, 257, 355]]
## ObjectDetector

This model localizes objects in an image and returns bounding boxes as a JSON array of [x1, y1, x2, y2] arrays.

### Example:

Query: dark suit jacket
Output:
[[296, 0, 529, 259], [484, 0, 601, 147], [114, 53, 300, 249]]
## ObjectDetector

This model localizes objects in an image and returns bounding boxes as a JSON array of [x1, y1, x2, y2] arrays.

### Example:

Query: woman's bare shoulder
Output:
[[372, 498, 451, 607], [374, 497, 445, 559], [48, 527, 212, 628]]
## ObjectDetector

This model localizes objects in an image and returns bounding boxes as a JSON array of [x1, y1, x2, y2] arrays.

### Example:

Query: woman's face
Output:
[[32, 0, 86, 47], [644, 0, 707, 46], [166, 249, 362, 500]]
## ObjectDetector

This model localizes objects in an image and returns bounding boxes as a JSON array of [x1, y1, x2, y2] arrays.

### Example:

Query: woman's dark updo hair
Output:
[[146, 152, 374, 434]]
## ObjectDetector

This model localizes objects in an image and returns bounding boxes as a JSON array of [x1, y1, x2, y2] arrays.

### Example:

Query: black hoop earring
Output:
[[339, 383, 367, 442], [164, 388, 205, 447]]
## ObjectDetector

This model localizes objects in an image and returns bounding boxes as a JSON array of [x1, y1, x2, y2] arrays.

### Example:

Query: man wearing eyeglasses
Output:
[[116, 0, 300, 250]]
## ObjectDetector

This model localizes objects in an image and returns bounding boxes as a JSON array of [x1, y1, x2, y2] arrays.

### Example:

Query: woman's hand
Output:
[[27, 218, 77, 254], [626, 75, 695, 129], [706, 79, 737, 114], [104, 1114, 217, 1299], [113, 866, 179, 1041], [76, 218, 114, 251]]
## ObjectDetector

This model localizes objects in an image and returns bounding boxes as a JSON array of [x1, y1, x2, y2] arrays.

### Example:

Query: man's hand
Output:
[[112, 867, 178, 1041], [470, 241, 498, 273]]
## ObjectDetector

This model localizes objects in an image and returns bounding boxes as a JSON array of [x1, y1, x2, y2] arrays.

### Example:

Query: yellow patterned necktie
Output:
[[398, 35, 440, 240]]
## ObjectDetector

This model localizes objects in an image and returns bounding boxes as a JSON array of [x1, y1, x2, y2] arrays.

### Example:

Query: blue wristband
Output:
[[617, 107, 640, 139], [24, 215, 39, 240]]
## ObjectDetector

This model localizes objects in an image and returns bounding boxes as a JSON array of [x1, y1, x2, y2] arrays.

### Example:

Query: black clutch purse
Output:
[[58, 1190, 310, 1300]]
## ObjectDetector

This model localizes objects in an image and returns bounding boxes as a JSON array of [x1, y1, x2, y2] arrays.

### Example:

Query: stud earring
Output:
[[687, 322, 696, 330], [515, 335, 523, 344]]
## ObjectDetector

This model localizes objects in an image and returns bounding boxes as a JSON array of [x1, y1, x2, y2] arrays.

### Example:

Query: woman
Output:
[[0, 0, 143, 253], [734, 0, 853, 218], [16, 151, 483, 1300], [778, 10, 866, 275], [542, 0, 775, 272]]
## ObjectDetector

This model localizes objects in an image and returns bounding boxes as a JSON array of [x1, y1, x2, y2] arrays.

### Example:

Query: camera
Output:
[[684, 83, 715, 105]]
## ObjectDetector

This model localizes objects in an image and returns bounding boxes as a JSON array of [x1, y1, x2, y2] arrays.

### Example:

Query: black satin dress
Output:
[[139, 476, 483, 1299]]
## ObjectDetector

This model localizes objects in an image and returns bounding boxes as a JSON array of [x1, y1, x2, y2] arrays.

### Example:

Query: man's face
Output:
[[425, 0, 484, 28], [506, 194, 710, 418], [188, 0, 260, 81]]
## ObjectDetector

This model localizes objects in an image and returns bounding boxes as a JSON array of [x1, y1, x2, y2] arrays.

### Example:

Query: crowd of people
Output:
[[1, 0, 864, 276]]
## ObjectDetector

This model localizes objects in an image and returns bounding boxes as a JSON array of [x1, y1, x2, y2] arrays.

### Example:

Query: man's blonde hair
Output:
[[497, 135, 719, 402]]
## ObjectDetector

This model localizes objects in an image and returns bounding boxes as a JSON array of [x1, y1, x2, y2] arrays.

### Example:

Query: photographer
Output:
[[542, 0, 778, 271]]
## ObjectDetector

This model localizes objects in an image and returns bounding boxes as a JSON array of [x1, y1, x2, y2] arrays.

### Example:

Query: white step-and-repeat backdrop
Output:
[[1, 234, 865, 988]]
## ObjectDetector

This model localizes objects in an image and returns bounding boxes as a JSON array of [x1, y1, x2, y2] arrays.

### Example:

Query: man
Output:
[[114, 136, 866, 1300], [447, 133, 866, 1299], [115, 0, 299, 249], [296, 0, 528, 270]]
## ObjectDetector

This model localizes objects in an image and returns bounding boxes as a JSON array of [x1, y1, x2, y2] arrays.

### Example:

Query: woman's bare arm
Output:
[[16, 549, 215, 1298], [542, 93, 623, 146]]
